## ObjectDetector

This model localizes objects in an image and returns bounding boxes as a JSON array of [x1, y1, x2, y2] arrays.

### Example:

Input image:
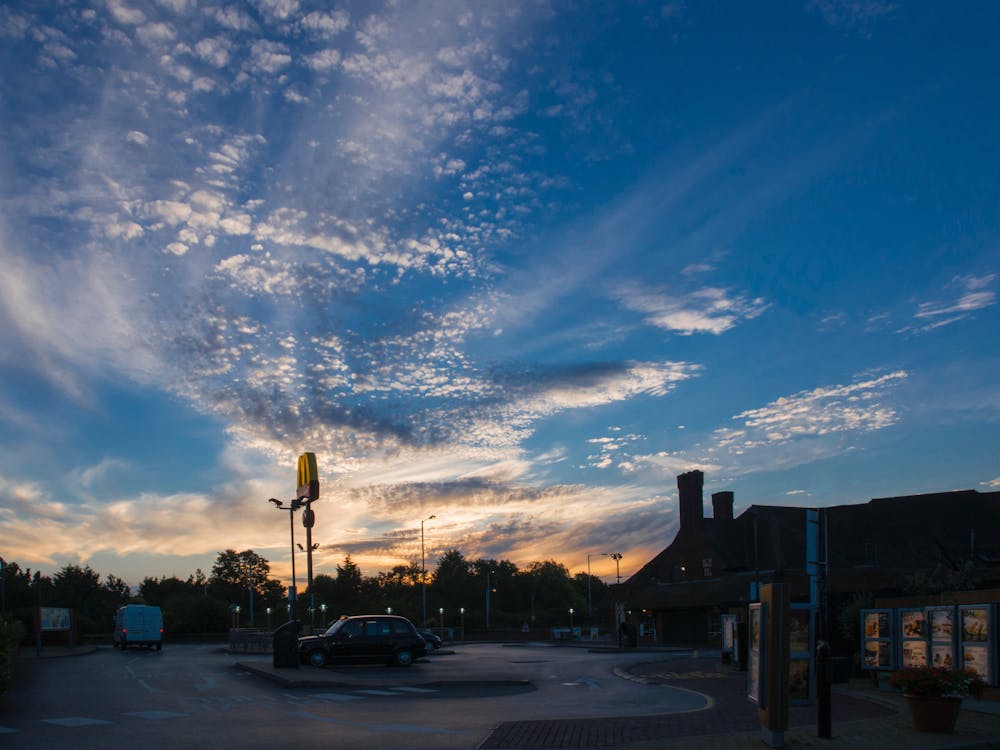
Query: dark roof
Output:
[[621, 488, 1000, 604]]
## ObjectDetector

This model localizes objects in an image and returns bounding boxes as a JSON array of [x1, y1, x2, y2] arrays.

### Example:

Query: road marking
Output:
[[43, 717, 114, 727], [391, 686, 437, 693], [313, 693, 364, 702], [125, 664, 159, 694], [124, 710, 189, 720], [353, 689, 398, 696]]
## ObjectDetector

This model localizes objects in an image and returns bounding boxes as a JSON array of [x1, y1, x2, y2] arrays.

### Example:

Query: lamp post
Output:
[[320, 603, 327, 626], [421, 514, 436, 627], [485, 569, 495, 630], [269, 497, 304, 617], [246, 560, 255, 627], [266, 607, 272, 630], [386, 606, 393, 614], [297, 541, 320, 626], [609, 552, 623, 584], [460, 607, 465, 641], [569, 608, 574, 631]]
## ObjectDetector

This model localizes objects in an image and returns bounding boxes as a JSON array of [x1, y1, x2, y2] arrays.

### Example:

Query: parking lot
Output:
[[0, 642, 708, 750]]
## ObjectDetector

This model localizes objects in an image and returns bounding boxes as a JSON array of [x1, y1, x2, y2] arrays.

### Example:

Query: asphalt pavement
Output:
[[15, 644, 1000, 749]]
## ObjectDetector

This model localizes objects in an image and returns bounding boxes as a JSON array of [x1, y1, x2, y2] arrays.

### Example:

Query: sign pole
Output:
[[297, 453, 320, 628]]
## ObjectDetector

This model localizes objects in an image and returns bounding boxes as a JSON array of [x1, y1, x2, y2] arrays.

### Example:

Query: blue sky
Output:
[[1, 0, 997, 588]]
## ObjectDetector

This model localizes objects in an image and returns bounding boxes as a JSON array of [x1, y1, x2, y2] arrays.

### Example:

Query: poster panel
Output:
[[901, 610, 926, 638], [929, 607, 955, 640], [789, 608, 811, 654], [721, 613, 737, 653], [39, 607, 72, 631], [860, 609, 895, 670], [789, 658, 811, 701], [748, 603, 765, 706], [901, 640, 927, 667], [962, 608, 990, 642], [931, 644, 955, 668], [963, 645, 990, 678]]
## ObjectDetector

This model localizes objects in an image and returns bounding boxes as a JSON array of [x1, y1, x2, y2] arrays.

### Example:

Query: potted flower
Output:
[[888, 665, 986, 733]]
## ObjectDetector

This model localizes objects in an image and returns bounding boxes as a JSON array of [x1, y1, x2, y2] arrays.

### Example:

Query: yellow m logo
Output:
[[297, 452, 319, 500]]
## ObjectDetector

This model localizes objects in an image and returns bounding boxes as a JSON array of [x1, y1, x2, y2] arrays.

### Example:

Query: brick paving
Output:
[[480, 657, 1000, 750]]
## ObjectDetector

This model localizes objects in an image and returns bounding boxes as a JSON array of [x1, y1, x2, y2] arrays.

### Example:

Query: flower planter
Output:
[[904, 695, 962, 733]]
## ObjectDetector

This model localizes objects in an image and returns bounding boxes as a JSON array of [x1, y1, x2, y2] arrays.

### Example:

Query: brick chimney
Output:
[[677, 470, 704, 530], [712, 491, 734, 523]]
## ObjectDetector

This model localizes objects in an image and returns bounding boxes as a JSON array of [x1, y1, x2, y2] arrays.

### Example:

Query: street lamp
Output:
[[485, 569, 496, 630], [386, 606, 393, 614], [569, 608, 574, 630], [460, 607, 465, 641], [268, 497, 304, 615], [266, 607, 272, 630], [421, 514, 436, 627], [297, 542, 321, 626], [609, 552, 623, 584], [320, 603, 327, 626]]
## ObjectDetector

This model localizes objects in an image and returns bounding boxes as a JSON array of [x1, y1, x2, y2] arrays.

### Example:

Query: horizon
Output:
[[1, 1, 997, 590]]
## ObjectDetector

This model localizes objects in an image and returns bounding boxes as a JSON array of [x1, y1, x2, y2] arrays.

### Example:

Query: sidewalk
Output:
[[481, 656, 1000, 749]]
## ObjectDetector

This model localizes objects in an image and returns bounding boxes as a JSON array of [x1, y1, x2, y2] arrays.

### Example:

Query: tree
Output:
[[52, 564, 117, 634], [432, 549, 475, 619], [517, 560, 583, 627], [210, 549, 272, 605], [104, 574, 132, 607], [336, 555, 363, 602]]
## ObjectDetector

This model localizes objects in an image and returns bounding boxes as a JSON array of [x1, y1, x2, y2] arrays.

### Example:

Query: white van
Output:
[[114, 605, 163, 651]]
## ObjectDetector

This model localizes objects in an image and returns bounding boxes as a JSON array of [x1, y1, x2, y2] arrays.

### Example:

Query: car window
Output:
[[393, 621, 412, 635], [342, 619, 363, 637], [363, 620, 380, 637]]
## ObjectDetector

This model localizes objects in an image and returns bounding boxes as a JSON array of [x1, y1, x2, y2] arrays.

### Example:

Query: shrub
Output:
[[888, 665, 986, 699], [0, 618, 27, 695]]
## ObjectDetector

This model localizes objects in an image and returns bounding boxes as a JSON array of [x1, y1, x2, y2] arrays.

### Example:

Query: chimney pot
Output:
[[677, 470, 704, 530], [712, 491, 734, 523]]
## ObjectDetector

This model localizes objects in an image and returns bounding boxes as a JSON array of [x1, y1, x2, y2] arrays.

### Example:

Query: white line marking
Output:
[[313, 693, 364, 702], [123, 711, 189, 720], [43, 717, 114, 727]]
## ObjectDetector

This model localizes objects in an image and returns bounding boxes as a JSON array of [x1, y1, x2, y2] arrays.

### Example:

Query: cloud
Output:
[[107, 0, 146, 27], [617, 283, 769, 335], [248, 40, 291, 74], [630, 371, 909, 478], [723, 370, 907, 443], [809, 0, 898, 33], [911, 274, 996, 331]]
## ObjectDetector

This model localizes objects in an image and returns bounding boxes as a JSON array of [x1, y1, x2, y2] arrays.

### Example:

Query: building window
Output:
[[702, 558, 713, 577]]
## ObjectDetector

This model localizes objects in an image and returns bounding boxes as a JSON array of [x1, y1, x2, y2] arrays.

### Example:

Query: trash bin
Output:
[[272, 620, 301, 669]]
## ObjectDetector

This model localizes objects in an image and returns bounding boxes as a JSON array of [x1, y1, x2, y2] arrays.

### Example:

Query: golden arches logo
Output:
[[296, 452, 319, 500]]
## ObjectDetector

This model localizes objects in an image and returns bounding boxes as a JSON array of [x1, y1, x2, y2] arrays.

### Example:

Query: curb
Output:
[[234, 661, 532, 690]]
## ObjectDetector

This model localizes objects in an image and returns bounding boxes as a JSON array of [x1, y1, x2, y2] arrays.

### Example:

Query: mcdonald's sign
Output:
[[297, 452, 320, 501]]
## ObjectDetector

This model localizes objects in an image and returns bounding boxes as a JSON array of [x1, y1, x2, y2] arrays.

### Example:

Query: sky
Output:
[[0, 0, 998, 590]]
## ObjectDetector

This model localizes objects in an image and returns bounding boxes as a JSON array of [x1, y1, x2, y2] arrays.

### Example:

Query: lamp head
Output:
[[268, 498, 284, 508]]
